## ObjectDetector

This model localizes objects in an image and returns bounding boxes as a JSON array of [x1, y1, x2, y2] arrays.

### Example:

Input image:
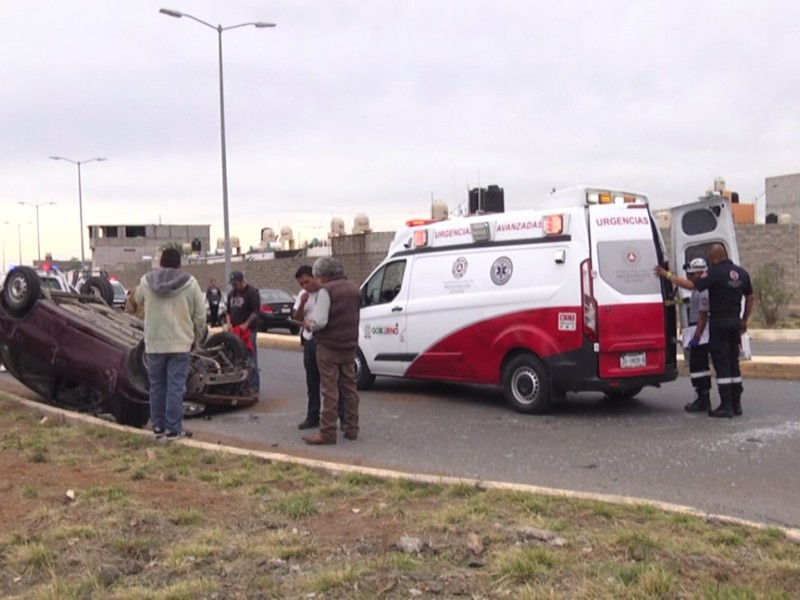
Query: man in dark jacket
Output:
[[225, 271, 261, 393], [656, 244, 754, 418], [301, 257, 361, 444]]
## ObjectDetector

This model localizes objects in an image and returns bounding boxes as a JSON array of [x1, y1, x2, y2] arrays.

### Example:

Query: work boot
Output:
[[731, 384, 743, 416], [302, 433, 337, 445], [709, 387, 734, 419], [297, 417, 320, 430], [684, 390, 710, 413]]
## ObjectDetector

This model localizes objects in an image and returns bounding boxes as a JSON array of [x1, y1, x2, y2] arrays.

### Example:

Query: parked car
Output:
[[257, 288, 299, 334], [109, 279, 127, 309], [0, 266, 258, 428]]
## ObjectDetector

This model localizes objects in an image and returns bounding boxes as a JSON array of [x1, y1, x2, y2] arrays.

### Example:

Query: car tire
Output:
[[205, 331, 249, 364], [289, 325, 301, 336], [355, 348, 375, 390], [80, 276, 115, 306], [2, 266, 41, 317], [502, 353, 552, 414]]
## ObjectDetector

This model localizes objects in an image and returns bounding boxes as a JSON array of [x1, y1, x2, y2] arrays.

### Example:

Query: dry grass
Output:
[[1, 397, 799, 599]]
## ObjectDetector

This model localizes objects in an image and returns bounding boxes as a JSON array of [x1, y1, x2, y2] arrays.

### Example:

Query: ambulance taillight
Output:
[[581, 259, 599, 343]]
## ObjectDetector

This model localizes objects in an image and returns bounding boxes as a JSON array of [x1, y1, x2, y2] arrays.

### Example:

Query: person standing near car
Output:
[[225, 271, 261, 393], [293, 265, 345, 430], [206, 278, 223, 327], [656, 244, 754, 418], [682, 258, 712, 413], [301, 257, 361, 445], [134, 247, 205, 439]]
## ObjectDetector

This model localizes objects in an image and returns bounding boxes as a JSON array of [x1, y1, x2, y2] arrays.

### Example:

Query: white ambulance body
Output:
[[356, 186, 679, 413]]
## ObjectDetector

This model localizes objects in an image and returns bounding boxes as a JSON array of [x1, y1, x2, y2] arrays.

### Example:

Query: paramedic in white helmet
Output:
[[682, 258, 711, 413]]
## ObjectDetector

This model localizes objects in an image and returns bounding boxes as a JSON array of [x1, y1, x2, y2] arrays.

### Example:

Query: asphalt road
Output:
[[2, 344, 798, 530], [202, 348, 800, 529]]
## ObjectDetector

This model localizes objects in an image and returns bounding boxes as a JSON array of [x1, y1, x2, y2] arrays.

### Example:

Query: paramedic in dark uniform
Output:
[[683, 258, 711, 413], [655, 244, 754, 418]]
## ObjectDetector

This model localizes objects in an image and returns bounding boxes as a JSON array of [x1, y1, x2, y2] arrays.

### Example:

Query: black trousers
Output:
[[688, 343, 711, 392], [209, 303, 220, 326], [709, 320, 743, 401]]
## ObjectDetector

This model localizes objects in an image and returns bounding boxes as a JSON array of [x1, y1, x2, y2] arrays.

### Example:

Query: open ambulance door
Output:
[[587, 203, 672, 380], [669, 195, 749, 360]]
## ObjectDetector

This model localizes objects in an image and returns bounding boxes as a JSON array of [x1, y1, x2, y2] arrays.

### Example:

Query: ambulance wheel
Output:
[[502, 354, 552, 414], [355, 348, 375, 390]]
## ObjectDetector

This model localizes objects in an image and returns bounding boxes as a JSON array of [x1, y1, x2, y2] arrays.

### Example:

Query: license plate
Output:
[[620, 352, 646, 369], [280, 307, 290, 314]]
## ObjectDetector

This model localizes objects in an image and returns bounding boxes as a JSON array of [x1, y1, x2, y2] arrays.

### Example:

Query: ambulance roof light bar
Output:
[[470, 222, 492, 242], [585, 191, 647, 205]]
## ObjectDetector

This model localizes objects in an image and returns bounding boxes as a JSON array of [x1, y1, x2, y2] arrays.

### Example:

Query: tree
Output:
[[753, 263, 793, 327]]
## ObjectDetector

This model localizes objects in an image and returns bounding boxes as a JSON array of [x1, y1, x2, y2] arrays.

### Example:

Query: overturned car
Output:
[[0, 266, 258, 428]]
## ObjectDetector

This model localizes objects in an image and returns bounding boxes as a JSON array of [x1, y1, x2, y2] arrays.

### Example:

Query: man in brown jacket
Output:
[[301, 257, 361, 445]]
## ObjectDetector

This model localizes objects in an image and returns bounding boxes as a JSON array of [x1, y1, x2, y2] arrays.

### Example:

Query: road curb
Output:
[[2, 391, 798, 544]]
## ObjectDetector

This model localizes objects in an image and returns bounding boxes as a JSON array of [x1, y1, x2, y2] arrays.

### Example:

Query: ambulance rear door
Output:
[[588, 203, 668, 378], [669, 195, 747, 357]]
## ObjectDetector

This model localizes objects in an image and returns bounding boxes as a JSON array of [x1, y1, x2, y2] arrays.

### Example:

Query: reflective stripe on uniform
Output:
[[717, 377, 737, 384], [690, 370, 711, 379]]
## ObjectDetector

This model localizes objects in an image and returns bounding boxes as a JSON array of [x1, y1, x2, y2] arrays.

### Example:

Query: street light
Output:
[[49, 156, 107, 270], [18, 201, 57, 264], [4, 221, 32, 266], [159, 7, 276, 285]]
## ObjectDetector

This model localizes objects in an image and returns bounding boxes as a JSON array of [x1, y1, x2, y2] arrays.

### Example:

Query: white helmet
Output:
[[686, 257, 707, 273]]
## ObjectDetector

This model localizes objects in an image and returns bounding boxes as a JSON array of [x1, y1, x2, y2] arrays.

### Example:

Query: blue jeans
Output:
[[249, 328, 260, 391], [146, 352, 190, 434]]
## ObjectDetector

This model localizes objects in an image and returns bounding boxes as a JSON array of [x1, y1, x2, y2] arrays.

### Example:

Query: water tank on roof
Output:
[[261, 227, 276, 242], [779, 213, 792, 224], [190, 238, 202, 252], [181, 242, 192, 254], [216, 237, 225, 250], [330, 217, 345, 237], [353, 213, 371, 234], [280, 225, 294, 240], [714, 178, 726, 193], [431, 200, 449, 220]]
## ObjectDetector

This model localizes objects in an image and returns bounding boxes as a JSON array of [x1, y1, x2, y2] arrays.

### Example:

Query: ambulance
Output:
[[355, 185, 679, 414]]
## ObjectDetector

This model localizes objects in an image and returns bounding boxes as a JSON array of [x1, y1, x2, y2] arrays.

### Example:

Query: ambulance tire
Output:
[[502, 354, 552, 414], [355, 348, 375, 390]]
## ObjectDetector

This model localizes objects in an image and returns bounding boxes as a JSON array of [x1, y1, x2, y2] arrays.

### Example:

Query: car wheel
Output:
[[81, 276, 115, 306], [2, 266, 41, 316], [289, 325, 301, 336], [355, 348, 375, 390], [502, 353, 552, 414], [205, 331, 249, 364]]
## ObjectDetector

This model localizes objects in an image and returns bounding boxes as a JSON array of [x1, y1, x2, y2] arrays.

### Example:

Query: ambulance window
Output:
[[362, 260, 406, 307], [681, 208, 717, 236], [596, 240, 660, 295]]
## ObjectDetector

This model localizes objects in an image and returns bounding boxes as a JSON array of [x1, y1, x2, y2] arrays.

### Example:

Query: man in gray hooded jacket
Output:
[[135, 247, 206, 439]]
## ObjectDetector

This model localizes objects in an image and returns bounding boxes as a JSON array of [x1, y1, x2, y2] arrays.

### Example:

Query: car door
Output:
[[359, 258, 410, 376], [669, 195, 749, 358]]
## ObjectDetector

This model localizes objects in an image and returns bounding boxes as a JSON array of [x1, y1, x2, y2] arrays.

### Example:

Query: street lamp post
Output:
[[49, 156, 107, 270], [18, 201, 57, 264], [4, 221, 32, 266], [159, 8, 275, 285]]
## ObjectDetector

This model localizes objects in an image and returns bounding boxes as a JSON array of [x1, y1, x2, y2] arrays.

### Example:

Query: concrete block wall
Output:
[[115, 225, 800, 308]]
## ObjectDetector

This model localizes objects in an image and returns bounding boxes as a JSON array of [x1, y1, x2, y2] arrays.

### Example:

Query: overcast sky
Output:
[[2, 0, 798, 266]]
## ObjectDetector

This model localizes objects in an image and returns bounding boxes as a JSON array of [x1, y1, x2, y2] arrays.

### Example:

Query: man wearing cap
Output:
[[225, 271, 262, 393], [656, 244, 754, 418], [682, 258, 712, 413]]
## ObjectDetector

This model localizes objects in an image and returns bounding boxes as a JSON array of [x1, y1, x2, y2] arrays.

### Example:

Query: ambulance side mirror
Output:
[[554, 249, 566, 264]]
